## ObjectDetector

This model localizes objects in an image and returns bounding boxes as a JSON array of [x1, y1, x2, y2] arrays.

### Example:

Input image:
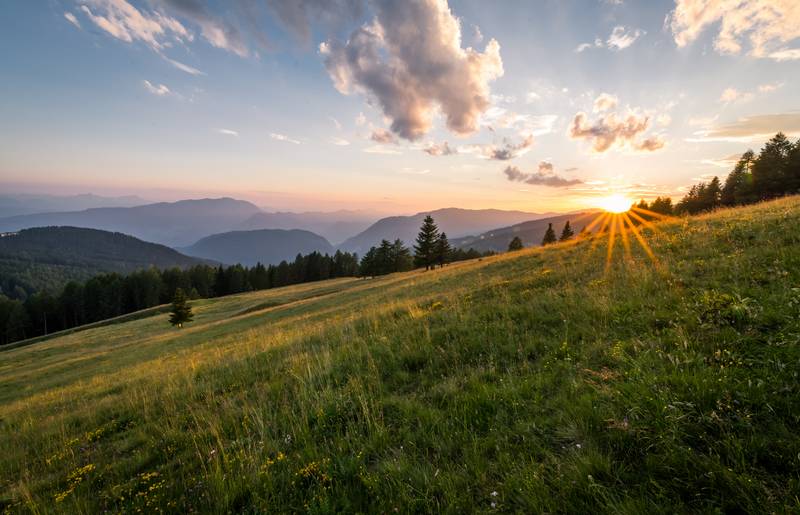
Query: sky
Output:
[[1, 0, 799, 214]]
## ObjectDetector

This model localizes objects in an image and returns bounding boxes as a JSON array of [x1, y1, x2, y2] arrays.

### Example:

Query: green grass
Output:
[[2, 198, 800, 513]]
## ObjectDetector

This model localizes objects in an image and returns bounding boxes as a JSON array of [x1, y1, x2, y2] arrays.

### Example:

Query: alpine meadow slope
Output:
[[1, 197, 800, 512]]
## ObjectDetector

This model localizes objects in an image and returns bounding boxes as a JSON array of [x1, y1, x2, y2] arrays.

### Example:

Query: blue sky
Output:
[[1, 0, 798, 213]]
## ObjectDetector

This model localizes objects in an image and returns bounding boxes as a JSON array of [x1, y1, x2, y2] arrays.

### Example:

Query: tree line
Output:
[[0, 250, 359, 345], [359, 216, 494, 277]]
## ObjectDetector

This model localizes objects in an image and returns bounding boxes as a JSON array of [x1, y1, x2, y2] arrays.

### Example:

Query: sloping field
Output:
[[1, 198, 799, 512]]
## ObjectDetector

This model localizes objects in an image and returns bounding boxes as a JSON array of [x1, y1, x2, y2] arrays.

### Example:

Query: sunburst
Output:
[[580, 195, 672, 272]]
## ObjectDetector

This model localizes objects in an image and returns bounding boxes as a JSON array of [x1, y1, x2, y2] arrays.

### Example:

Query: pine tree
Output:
[[541, 223, 557, 245], [559, 221, 574, 242], [434, 232, 452, 268], [414, 215, 440, 270], [169, 287, 193, 328], [508, 236, 523, 251]]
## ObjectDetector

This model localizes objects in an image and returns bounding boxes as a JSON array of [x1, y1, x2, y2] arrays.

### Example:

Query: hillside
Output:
[[339, 207, 556, 254], [239, 210, 377, 245], [0, 226, 206, 297], [181, 228, 334, 266], [0, 198, 261, 248], [452, 211, 596, 252], [1, 198, 799, 512]]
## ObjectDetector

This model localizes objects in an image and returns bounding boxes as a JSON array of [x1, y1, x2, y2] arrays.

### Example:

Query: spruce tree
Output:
[[414, 215, 439, 270], [434, 232, 452, 268], [169, 287, 193, 328], [508, 236, 523, 251], [541, 223, 557, 245], [559, 221, 574, 241]]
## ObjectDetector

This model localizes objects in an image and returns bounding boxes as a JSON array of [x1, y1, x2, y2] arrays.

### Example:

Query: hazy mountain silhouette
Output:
[[0, 193, 148, 218], [239, 210, 377, 245], [451, 212, 597, 252], [180, 229, 334, 266], [0, 198, 261, 247], [338, 208, 558, 254]]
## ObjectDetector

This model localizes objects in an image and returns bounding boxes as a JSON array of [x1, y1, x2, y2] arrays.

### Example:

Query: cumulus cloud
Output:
[[669, 0, 800, 61], [503, 163, 583, 187], [142, 80, 170, 96], [569, 110, 666, 153], [690, 113, 800, 142], [270, 132, 301, 144], [370, 128, 398, 144], [593, 93, 618, 113], [320, 0, 504, 140], [423, 141, 457, 156], [64, 12, 81, 29]]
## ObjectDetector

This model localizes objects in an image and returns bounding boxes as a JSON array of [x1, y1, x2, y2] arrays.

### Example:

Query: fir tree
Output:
[[434, 232, 452, 268], [414, 215, 440, 270], [559, 221, 574, 242], [541, 223, 557, 245], [169, 287, 193, 328], [508, 236, 523, 251]]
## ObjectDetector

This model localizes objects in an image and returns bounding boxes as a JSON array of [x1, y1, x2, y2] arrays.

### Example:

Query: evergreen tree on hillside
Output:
[[390, 239, 413, 272], [359, 247, 378, 278], [559, 221, 574, 242], [508, 236, 523, 251], [752, 133, 793, 199], [434, 233, 452, 268], [541, 223, 557, 246], [414, 215, 440, 270], [721, 150, 755, 206], [649, 197, 674, 216], [169, 288, 193, 328]]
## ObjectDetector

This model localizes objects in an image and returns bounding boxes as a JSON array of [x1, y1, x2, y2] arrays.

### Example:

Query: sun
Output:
[[597, 194, 632, 213]]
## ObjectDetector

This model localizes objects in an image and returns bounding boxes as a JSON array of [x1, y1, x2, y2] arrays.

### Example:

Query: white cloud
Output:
[[64, 12, 81, 29], [370, 128, 398, 144], [719, 87, 753, 104], [503, 163, 583, 187], [161, 55, 205, 75], [577, 27, 643, 52], [461, 135, 535, 161], [423, 141, 457, 156], [689, 113, 800, 142], [217, 128, 239, 136], [569, 109, 666, 153], [607, 26, 645, 50], [363, 145, 402, 155], [79, 0, 191, 51], [758, 82, 784, 93], [593, 93, 618, 113], [142, 80, 170, 96], [329, 117, 342, 130], [669, 0, 800, 61], [331, 137, 350, 146], [320, 0, 504, 140], [270, 132, 301, 144]]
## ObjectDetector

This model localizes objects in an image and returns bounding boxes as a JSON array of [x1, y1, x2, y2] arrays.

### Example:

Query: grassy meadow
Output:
[[2, 197, 800, 513]]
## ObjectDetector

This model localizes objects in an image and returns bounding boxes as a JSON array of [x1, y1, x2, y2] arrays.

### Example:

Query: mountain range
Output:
[[0, 193, 147, 219], [337, 207, 557, 254], [451, 212, 597, 252]]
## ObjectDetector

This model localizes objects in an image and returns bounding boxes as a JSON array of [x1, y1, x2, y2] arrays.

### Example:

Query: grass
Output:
[[1, 197, 800, 513]]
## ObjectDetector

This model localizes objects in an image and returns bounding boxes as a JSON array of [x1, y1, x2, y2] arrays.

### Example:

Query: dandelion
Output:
[[491, 491, 498, 497]]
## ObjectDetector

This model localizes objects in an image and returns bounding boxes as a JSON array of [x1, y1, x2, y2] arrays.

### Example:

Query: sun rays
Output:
[[578, 199, 673, 272]]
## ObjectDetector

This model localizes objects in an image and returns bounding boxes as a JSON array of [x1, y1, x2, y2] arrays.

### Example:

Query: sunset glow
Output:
[[597, 194, 632, 214]]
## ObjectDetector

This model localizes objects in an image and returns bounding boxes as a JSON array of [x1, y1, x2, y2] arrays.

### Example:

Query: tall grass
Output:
[[1, 198, 799, 512]]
